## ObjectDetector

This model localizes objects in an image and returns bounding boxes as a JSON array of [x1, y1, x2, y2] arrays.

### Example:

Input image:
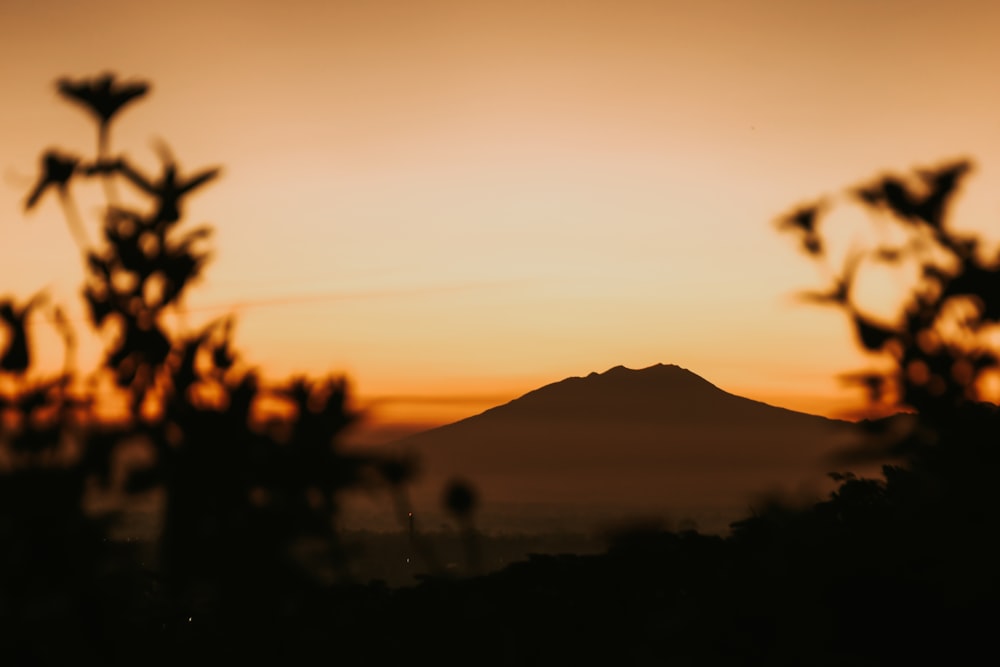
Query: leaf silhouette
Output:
[[798, 252, 862, 306], [0, 294, 45, 374], [24, 150, 78, 210], [117, 151, 220, 225], [775, 200, 827, 256], [850, 309, 899, 352], [914, 160, 972, 229], [852, 160, 972, 231]]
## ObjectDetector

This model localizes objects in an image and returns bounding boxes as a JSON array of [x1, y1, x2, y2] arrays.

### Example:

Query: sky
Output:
[[3, 0, 1000, 436]]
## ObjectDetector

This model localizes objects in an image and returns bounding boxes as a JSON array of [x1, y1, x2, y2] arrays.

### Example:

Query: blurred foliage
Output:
[[2, 73, 419, 663], [775, 158, 1000, 495], [5, 73, 1000, 666], [776, 159, 999, 428]]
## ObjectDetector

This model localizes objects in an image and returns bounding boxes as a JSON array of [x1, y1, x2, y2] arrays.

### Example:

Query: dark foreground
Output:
[[10, 492, 999, 667]]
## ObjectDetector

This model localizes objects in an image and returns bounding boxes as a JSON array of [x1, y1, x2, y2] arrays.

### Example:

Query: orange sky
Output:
[[3, 0, 1000, 433]]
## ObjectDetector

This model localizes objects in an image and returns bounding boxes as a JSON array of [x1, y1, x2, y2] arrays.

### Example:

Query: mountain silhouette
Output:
[[388, 364, 871, 534]]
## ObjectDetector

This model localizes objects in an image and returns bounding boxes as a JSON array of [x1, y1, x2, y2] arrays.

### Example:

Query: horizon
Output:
[[346, 362, 906, 448], [4, 1, 1000, 432]]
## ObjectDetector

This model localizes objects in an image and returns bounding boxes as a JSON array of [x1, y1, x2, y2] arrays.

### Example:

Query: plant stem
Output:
[[58, 191, 91, 251], [97, 123, 120, 206]]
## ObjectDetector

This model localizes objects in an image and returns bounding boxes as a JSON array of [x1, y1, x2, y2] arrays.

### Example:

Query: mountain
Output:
[[382, 364, 870, 534]]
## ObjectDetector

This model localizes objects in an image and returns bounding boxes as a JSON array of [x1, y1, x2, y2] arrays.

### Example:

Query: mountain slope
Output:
[[388, 364, 866, 533]]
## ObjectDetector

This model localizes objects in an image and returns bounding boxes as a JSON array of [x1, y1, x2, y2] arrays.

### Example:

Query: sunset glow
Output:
[[4, 0, 1000, 435]]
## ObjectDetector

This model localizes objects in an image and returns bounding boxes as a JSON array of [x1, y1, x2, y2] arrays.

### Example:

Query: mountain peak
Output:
[[602, 362, 701, 376], [395, 362, 857, 534], [595, 363, 705, 377], [582, 363, 722, 392], [470, 363, 738, 424]]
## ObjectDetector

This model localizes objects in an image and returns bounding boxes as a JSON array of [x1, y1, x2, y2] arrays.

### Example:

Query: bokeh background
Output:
[[4, 0, 1000, 438]]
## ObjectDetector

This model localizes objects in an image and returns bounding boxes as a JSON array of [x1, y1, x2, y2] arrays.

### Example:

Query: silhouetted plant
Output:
[[771, 157, 1000, 613], [0, 291, 122, 662], [4, 72, 419, 662], [777, 159, 1000, 457], [443, 478, 481, 574]]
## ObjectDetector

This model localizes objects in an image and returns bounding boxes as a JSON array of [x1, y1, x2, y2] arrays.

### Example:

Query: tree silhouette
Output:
[[3, 73, 418, 663], [776, 158, 1000, 447], [761, 157, 1000, 663]]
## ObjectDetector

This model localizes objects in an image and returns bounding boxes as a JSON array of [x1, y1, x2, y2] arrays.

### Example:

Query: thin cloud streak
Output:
[[20, 278, 541, 331], [361, 394, 514, 407], [189, 278, 540, 315]]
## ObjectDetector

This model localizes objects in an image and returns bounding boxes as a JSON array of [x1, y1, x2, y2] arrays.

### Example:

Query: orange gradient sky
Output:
[[3, 0, 1000, 432]]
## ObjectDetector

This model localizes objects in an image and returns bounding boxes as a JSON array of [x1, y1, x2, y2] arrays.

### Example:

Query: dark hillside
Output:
[[391, 364, 866, 533]]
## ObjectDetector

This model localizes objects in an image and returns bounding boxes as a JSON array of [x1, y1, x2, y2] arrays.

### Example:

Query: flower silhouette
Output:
[[57, 73, 149, 128]]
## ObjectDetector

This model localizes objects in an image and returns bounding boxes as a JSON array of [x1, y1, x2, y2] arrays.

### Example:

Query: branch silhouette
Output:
[[3, 72, 420, 664]]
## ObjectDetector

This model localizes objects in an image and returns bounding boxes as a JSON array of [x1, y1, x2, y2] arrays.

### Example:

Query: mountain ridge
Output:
[[425, 363, 843, 430], [379, 363, 868, 534]]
